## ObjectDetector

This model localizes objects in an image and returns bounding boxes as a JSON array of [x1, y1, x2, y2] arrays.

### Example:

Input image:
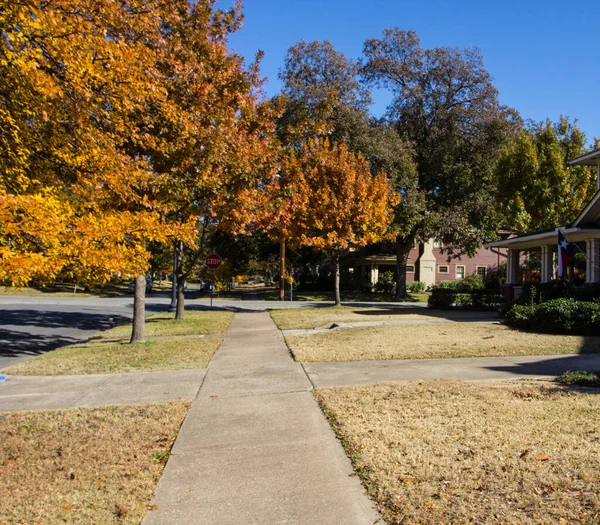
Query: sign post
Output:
[[204, 253, 222, 308]]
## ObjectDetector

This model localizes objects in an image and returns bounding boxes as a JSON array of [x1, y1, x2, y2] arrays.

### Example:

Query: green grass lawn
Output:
[[95, 310, 234, 340], [4, 338, 221, 375], [4, 310, 234, 376]]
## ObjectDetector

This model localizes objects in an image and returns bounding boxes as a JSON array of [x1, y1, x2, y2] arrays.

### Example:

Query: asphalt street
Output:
[[0, 297, 137, 370]]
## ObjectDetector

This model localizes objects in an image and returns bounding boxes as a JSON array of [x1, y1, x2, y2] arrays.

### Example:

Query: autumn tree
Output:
[[277, 139, 399, 306], [276, 40, 414, 299], [0, 0, 198, 342], [137, 1, 279, 319], [362, 28, 519, 298], [496, 117, 596, 234]]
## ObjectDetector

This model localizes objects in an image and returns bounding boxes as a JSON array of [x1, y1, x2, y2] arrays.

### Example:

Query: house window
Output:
[[456, 265, 465, 279], [433, 239, 442, 249], [438, 265, 449, 274], [476, 265, 487, 278], [406, 264, 415, 273]]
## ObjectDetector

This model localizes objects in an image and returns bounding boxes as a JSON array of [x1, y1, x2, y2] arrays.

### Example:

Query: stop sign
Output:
[[205, 253, 222, 271]]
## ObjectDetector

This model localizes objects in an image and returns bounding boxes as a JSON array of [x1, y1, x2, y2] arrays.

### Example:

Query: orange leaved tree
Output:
[[143, 1, 280, 320], [275, 139, 399, 306], [0, 0, 198, 342]]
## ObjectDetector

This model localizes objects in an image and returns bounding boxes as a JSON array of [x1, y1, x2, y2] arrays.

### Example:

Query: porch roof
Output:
[[572, 190, 600, 227], [568, 148, 600, 166], [485, 226, 600, 250]]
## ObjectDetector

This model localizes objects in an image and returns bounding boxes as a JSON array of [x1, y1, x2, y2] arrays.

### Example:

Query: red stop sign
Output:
[[205, 253, 222, 271]]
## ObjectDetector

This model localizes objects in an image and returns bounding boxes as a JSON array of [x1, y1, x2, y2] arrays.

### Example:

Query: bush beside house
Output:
[[504, 298, 600, 335]]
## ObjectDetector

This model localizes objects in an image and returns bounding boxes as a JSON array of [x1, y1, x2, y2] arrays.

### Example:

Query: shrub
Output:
[[557, 370, 600, 388], [484, 263, 506, 290], [406, 280, 426, 293], [503, 298, 600, 335], [439, 275, 484, 293], [428, 288, 503, 310], [517, 280, 567, 305], [374, 271, 395, 294]]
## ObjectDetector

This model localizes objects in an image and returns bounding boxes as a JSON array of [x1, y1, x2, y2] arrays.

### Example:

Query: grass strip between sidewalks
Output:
[[269, 306, 492, 331], [96, 310, 234, 339], [285, 322, 600, 362], [0, 401, 189, 525], [4, 337, 221, 376], [3, 310, 233, 375], [315, 381, 600, 525]]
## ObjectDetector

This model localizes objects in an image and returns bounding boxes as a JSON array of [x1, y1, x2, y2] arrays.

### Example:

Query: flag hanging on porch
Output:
[[558, 230, 575, 279]]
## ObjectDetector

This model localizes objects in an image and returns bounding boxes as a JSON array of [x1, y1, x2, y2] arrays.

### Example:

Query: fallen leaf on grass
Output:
[[519, 449, 530, 459], [535, 454, 550, 461]]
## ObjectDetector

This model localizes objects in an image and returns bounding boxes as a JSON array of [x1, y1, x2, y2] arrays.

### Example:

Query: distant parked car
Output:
[[200, 281, 215, 292], [128, 278, 153, 294]]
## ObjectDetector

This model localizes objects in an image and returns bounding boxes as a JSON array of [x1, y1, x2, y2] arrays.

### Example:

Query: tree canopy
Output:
[[496, 117, 596, 234], [0, 0, 195, 286], [362, 28, 520, 297], [275, 139, 399, 304]]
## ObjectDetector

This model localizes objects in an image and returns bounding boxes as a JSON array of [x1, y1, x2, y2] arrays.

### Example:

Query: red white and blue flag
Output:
[[558, 230, 575, 279]]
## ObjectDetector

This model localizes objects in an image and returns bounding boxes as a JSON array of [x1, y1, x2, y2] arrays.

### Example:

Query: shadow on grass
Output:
[[483, 335, 600, 385], [351, 307, 501, 322]]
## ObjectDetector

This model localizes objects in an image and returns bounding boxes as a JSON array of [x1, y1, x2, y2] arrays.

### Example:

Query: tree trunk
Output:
[[279, 239, 286, 301], [176, 271, 185, 320], [130, 274, 146, 343], [393, 235, 413, 301], [333, 251, 341, 306]]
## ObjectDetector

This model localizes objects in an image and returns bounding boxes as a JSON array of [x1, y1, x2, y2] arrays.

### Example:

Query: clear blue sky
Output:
[[219, 0, 599, 146]]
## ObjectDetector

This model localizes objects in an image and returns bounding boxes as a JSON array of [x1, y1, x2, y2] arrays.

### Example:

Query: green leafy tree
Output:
[[496, 117, 596, 234], [362, 28, 520, 298]]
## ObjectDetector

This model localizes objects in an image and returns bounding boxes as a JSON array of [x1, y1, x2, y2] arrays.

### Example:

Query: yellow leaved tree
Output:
[[0, 0, 198, 342]]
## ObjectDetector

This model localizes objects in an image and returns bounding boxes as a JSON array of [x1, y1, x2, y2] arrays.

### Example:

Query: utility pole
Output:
[[279, 240, 285, 301]]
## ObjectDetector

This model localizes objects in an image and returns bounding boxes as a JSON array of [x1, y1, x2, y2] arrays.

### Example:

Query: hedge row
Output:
[[503, 298, 600, 335], [427, 288, 504, 310]]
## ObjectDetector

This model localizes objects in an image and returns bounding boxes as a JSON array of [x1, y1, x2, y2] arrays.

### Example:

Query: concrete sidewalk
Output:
[[0, 369, 205, 411], [303, 353, 600, 388], [143, 311, 383, 525]]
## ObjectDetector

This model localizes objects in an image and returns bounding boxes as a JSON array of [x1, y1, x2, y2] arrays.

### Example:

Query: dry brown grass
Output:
[[270, 306, 491, 330], [286, 322, 600, 362], [0, 401, 189, 525], [5, 338, 221, 376], [315, 381, 600, 524]]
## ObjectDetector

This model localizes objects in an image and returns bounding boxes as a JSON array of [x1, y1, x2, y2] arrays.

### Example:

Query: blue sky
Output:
[[220, 0, 599, 146]]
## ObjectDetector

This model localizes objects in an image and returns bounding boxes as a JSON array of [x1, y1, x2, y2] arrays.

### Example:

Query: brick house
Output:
[[351, 238, 509, 289]]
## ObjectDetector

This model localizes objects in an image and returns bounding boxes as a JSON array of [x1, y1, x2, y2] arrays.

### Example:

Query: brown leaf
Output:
[[114, 505, 128, 518], [535, 453, 550, 461], [147, 504, 160, 511], [519, 449, 530, 459]]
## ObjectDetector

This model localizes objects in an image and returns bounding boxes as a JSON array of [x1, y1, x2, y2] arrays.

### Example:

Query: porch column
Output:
[[369, 264, 379, 287], [540, 245, 553, 283], [506, 249, 519, 285], [586, 239, 600, 283]]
